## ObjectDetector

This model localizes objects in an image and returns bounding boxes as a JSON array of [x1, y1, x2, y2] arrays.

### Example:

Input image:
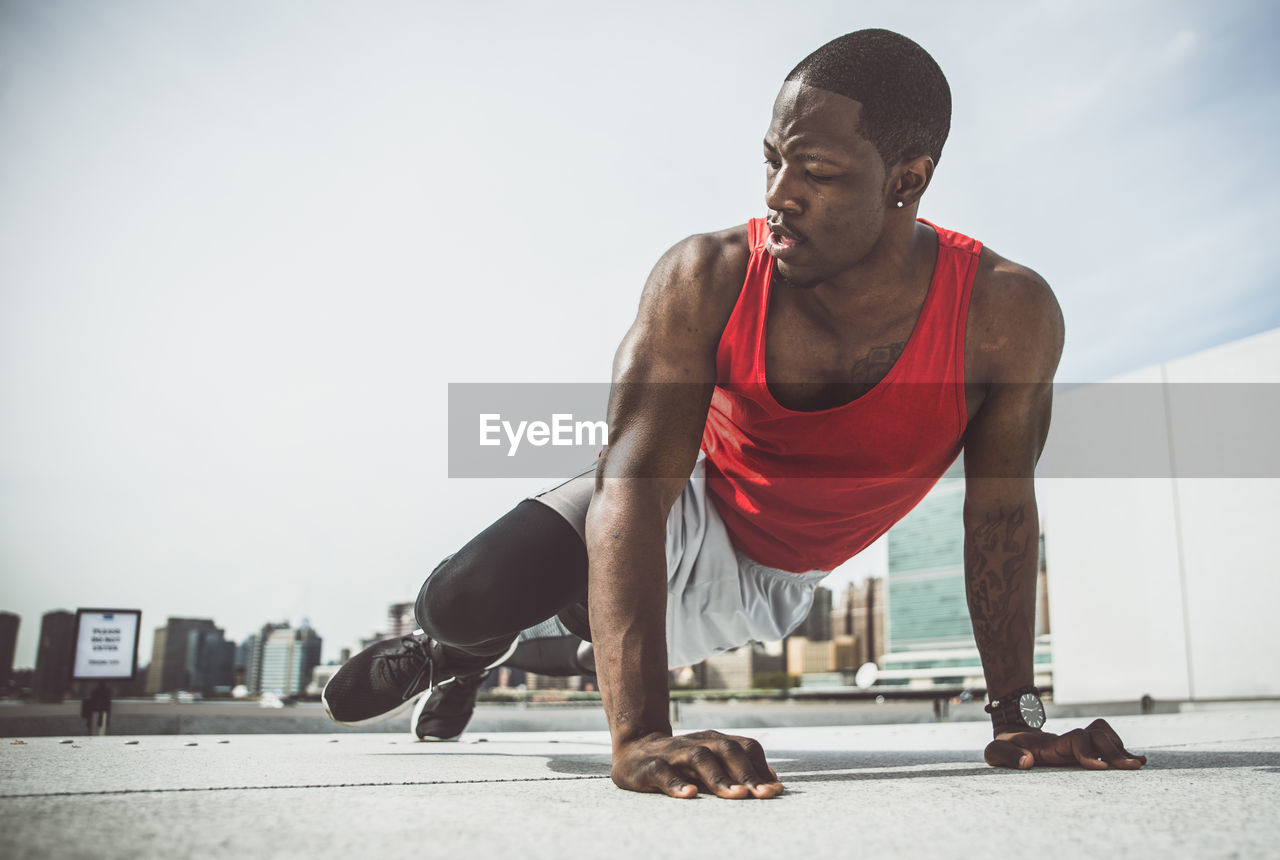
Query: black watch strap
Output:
[[985, 685, 1043, 729]]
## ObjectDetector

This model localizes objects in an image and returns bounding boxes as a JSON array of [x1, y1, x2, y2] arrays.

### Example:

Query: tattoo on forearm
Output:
[[966, 503, 1034, 688]]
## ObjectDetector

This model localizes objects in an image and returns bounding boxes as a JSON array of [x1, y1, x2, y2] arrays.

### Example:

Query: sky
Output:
[[2, 0, 1278, 669]]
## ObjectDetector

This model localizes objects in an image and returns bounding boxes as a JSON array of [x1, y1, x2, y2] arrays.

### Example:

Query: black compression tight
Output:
[[414, 499, 589, 660], [507, 629, 595, 676]]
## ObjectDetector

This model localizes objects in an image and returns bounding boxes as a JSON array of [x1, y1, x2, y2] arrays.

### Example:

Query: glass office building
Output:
[[881, 478, 1052, 688], [886, 479, 971, 652]]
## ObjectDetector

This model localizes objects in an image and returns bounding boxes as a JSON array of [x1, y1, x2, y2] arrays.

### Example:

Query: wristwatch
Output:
[[985, 686, 1045, 730]]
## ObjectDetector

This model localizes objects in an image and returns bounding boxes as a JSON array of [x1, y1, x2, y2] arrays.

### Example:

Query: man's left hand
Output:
[[985, 718, 1147, 770]]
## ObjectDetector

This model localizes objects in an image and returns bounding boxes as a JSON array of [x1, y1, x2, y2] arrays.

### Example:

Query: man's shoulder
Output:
[[967, 245, 1065, 382], [652, 223, 753, 295], [636, 223, 752, 325], [971, 245, 1059, 320]]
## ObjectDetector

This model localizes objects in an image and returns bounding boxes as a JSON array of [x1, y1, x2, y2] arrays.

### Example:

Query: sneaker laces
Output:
[[374, 636, 435, 702]]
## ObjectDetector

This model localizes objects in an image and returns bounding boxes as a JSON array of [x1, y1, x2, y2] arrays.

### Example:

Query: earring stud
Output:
[[896, 200, 905, 209]]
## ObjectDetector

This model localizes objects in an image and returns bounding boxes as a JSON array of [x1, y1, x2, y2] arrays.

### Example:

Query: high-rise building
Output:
[[148, 627, 168, 691], [145, 618, 221, 694], [794, 586, 833, 641], [184, 628, 236, 694], [386, 603, 416, 639], [241, 622, 290, 694], [886, 480, 971, 652], [258, 622, 323, 697], [0, 612, 19, 689], [1036, 533, 1050, 637], [878, 478, 1050, 689], [831, 578, 887, 667], [784, 586, 837, 681], [876, 480, 977, 687], [234, 638, 252, 687], [33, 610, 75, 701]]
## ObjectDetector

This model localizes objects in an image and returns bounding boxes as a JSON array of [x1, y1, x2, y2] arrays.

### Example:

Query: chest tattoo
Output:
[[850, 340, 907, 386]]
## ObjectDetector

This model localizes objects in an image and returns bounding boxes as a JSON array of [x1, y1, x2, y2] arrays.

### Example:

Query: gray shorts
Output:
[[532, 454, 829, 669]]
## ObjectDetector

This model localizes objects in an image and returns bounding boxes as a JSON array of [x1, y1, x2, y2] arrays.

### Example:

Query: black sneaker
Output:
[[411, 668, 491, 741], [322, 632, 514, 727]]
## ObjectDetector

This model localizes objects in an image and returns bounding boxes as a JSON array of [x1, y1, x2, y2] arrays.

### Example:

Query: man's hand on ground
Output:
[[611, 729, 785, 799], [985, 718, 1147, 770]]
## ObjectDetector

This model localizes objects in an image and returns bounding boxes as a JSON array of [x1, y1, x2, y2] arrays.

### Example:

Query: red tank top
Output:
[[700, 218, 980, 572]]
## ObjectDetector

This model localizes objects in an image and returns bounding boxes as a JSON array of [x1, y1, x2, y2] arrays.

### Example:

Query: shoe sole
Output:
[[323, 686, 421, 728], [415, 731, 461, 742], [410, 638, 518, 740]]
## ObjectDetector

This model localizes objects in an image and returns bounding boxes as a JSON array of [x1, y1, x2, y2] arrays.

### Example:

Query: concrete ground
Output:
[[0, 696, 1010, 737], [2, 704, 1278, 859]]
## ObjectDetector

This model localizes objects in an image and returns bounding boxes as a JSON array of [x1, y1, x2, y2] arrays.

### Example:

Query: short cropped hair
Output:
[[785, 29, 951, 168]]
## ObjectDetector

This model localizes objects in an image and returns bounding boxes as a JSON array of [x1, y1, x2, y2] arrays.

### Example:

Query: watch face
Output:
[[1019, 693, 1046, 729]]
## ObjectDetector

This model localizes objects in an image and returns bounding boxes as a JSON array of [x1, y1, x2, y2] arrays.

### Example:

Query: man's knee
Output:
[[414, 550, 510, 649], [412, 499, 589, 650], [414, 554, 468, 644]]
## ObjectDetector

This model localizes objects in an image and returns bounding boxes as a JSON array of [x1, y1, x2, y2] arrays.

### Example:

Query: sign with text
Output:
[[72, 609, 142, 681]]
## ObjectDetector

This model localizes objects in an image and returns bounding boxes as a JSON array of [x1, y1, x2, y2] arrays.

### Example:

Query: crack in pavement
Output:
[[0, 774, 612, 799]]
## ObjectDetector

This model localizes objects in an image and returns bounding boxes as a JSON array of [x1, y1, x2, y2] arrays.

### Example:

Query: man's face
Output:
[[763, 81, 892, 287]]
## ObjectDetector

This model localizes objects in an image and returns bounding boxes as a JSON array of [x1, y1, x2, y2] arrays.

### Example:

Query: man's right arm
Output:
[[584, 226, 782, 799]]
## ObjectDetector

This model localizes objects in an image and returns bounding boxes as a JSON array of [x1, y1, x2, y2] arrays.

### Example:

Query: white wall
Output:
[[1042, 328, 1280, 704]]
